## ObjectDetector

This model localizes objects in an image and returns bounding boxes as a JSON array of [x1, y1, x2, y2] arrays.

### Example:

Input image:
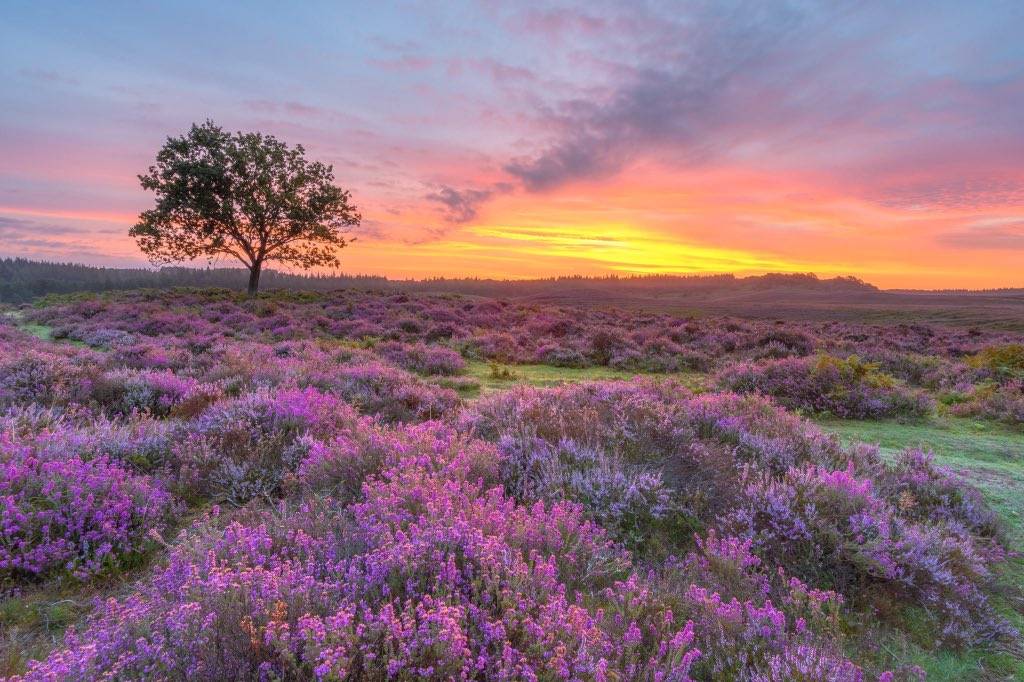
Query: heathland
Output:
[[1, 283, 1022, 680]]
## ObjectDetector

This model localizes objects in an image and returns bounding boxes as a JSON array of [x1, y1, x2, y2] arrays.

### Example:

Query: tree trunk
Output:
[[247, 262, 262, 297]]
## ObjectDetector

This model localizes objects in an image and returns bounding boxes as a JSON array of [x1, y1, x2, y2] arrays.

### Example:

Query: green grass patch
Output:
[[462, 360, 704, 396], [18, 323, 54, 342]]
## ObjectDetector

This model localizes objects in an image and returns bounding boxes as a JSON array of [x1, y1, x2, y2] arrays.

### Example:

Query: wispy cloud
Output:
[[937, 219, 1024, 250]]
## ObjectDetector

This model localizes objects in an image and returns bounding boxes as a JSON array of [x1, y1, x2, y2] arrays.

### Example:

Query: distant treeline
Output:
[[0, 258, 388, 303], [0, 257, 882, 303]]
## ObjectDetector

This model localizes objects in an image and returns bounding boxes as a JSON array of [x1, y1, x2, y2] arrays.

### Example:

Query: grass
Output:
[[0, 554, 161, 678], [816, 416, 1024, 680], [3, 312, 88, 348], [456, 360, 706, 397], [18, 323, 54, 342]]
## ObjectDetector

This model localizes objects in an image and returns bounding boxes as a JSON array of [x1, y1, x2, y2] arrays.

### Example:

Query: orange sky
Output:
[[2, 2, 1023, 289]]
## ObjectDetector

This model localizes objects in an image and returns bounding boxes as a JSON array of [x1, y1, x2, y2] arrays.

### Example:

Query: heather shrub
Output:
[[0, 443, 175, 580], [73, 327, 136, 349], [18, 436, 704, 681], [496, 435, 675, 549], [374, 340, 465, 375], [465, 380, 857, 488], [303, 361, 460, 423], [883, 448, 1002, 539], [589, 328, 628, 365], [656, 535, 864, 680], [952, 379, 1024, 427], [750, 329, 815, 358], [717, 355, 934, 419], [464, 381, 865, 550], [91, 369, 222, 418], [0, 350, 100, 408], [534, 342, 592, 368], [170, 388, 363, 503], [466, 380, 1011, 648], [6, 412, 181, 475], [967, 343, 1024, 379], [870, 351, 964, 389], [466, 331, 522, 362], [728, 464, 1014, 645], [294, 421, 500, 503], [4, 290, 1021, 676], [609, 347, 680, 372]]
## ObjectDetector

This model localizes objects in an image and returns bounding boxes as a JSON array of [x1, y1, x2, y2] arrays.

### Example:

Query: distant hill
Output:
[[2, 257, 1023, 331]]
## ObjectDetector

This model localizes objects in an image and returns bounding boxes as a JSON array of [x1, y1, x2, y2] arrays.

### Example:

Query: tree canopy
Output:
[[130, 120, 359, 295]]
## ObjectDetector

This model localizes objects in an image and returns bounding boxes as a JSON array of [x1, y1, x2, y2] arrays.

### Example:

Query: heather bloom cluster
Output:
[[464, 379, 1016, 647], [15, 426, 704, 681], [0, 289, 1018, 679], [375, 340, 466, 375], [728, 463, 1013, 645], [951, 379, 1024, 428], [299, 360, 459, 423], [0, 440, 174, 580], [717, 355, 934, 419]]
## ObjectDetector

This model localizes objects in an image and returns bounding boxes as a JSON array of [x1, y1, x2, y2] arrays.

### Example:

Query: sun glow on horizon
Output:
[[2, 2, 1023, 289]]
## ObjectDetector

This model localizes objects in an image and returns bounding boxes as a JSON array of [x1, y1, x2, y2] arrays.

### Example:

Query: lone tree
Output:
[[131, 120, 359, 296]]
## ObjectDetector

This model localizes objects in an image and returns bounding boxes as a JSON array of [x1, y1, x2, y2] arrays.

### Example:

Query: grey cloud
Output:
[[424, 186, 495, 223], [503, 3, 814, 190]]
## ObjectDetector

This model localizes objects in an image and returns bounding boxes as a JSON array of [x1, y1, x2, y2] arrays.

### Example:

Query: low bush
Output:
[[375, 340, 466, 375], [302, 361, 460, 423], [0, 443, 175, 581], [952, 379, 1024, 427], [17, 434, 705, 681], [728, 463, 1013, 645], [717, 355, 934, 419]]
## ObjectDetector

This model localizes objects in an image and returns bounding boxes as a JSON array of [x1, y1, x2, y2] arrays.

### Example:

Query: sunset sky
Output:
[[2, 1, 1023, 288]]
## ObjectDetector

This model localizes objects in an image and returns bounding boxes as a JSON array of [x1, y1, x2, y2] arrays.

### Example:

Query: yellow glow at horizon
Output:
[[466, 222, 852, 275]]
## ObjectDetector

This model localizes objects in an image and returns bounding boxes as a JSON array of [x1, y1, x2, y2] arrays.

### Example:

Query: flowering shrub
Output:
[[294, 421, 500, 503], [464, 380, 860, 525], [728, 463, 1014, 645], [374, 340, 466, 375], [882, 448, 1002, 539], [17, 435, 703, 681], [967, 343, 1024, 379], [0, 350, 100, 408], [28, 288, 1024, 373], [302, 361, 460, 423], [169, 388, 363, 504], [0, 443, 175, 580], [496, 435, 675, 548], [717, 355, 934, 419], [465, 379, 1014, 648], [952, 379, 1024, 427], [91, 369, 222, 418], [2, 290, 1020, 677]]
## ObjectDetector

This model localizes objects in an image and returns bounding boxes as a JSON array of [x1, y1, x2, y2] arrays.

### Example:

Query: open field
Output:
[[1, 288, 1022, 680], [5, 260, 1024, 332]]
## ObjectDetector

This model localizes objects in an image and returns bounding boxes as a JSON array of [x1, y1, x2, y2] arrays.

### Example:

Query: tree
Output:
[[131, 120, 359, 296]]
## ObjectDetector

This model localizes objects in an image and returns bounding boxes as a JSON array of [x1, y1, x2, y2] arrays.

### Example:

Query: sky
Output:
[[2, 1, 1023, 289]]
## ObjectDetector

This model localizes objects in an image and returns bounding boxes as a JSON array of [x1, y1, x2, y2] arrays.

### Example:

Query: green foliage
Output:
[[968, 343, 1024, 378], [812, 353, 894, 389], [487, 362, 518, 381]]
